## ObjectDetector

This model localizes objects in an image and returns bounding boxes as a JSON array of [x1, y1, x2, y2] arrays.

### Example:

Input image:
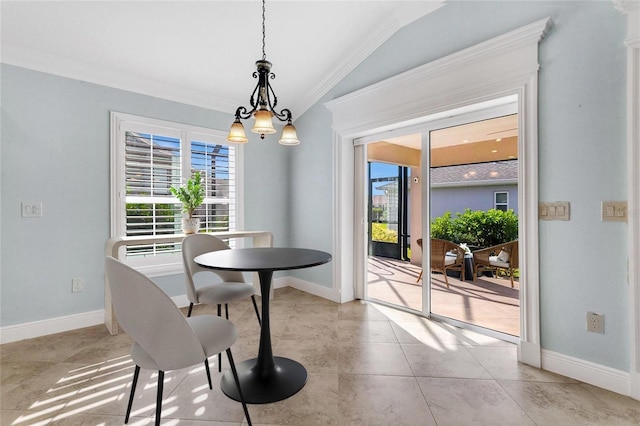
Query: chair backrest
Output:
[[504, 240, 519, 268], [430, 238, 463, 269], [181, 234, 246, 303], [105, 256, 205, 371]]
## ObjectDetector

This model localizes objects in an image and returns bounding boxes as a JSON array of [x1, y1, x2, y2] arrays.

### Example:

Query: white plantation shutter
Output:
[[111, 113, 241, 274], [190, 136, 237, 233]]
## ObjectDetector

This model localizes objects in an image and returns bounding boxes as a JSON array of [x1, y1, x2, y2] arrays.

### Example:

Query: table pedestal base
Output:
[[220, 356, 307, 404]]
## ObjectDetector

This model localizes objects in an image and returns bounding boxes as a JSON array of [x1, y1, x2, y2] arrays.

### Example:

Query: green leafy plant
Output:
[[170, 172, 205, 219], [371, 222, 398, 243], [431, 208, 518, 248]]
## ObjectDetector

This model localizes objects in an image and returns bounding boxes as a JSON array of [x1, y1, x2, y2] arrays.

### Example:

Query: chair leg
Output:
[[124, 365, 140, 424], [251, 295, 261, 326], [442, 269, 450, 288], [225, 303, 229, 320], [226, 348, 252, 426], [509, 268, 515, 288], [155, 371, 164, 426], [204, 358, 213, 390], [417, 269, 423, 282], [187, 302, 194, 317], [217, 304, 222, 372]]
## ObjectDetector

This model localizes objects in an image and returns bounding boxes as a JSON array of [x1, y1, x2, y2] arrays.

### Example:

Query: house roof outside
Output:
[[431, 159, 518, 187]]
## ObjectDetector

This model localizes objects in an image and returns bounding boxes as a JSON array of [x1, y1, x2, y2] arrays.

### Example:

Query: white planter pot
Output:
[[181, 218, 200, 235]]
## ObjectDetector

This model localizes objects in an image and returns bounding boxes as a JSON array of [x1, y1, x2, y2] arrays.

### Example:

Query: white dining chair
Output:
[[105, 256, 252, 426], [182, 233, 261, 371]]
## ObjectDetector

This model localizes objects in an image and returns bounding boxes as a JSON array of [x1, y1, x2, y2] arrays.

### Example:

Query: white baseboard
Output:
[[0, 310, 105, 344], [0, 294, 193, 344], [278, 276, 342, 302], [541, 349, 630, 396], [0, 279, 339, 344]]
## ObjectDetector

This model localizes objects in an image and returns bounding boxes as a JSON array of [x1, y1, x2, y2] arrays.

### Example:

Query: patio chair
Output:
[[417, 238, 466, 288], [104, 256, 252, 426], [472, 240, 519, 288]]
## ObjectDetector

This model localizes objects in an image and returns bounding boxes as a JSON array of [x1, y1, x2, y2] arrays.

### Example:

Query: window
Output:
[[110, 112, 243, 275], [494, 191, 509, 211]]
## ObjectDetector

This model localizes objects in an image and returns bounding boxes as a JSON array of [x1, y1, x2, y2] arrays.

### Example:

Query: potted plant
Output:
[[170, 172, 205, 234]]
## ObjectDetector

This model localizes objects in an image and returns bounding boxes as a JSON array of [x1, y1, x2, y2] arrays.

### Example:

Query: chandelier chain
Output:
[[261, 0, 266, 60]]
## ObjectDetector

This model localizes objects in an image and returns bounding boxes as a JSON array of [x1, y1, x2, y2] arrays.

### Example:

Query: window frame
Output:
[[494, 191, 509, 211], [110, 112, 244, 276]]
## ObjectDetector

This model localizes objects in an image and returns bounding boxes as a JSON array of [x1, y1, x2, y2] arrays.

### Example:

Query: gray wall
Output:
[[0, 64, 288, 326], [289, 1, 629, 371], [430, 184, 519, 218]]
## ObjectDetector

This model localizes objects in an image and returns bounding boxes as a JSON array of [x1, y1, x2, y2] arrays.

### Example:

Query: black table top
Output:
[[194, 247, 332, 272]]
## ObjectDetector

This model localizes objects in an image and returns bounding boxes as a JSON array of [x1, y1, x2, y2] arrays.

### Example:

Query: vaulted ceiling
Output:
[[1, 1, 444, 119]]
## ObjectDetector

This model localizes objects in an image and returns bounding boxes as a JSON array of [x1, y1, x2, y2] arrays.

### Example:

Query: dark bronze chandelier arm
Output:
[[272, 108, 292, 122], [234, 106, 255, 121]]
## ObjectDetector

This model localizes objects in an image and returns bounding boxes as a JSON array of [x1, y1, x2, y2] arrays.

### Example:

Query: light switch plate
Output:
[[602, 201, 627, 222], [21, 202, 43, 218], [539, 201, 570, 221]]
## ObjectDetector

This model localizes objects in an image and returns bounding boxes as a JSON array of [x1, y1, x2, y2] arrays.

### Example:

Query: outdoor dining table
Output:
[[194, 247, 332, 404]]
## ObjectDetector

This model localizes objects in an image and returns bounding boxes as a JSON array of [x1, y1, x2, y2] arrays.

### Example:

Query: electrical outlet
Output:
[[586, 311, 604, 334], [72, 278, 85, 293]]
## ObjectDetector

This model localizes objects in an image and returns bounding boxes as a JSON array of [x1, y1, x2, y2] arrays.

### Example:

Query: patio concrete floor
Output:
[[367, 256, 520, 336]]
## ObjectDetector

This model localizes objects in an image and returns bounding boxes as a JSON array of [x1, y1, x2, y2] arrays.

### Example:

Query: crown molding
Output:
[[1, 44, 238, 114]]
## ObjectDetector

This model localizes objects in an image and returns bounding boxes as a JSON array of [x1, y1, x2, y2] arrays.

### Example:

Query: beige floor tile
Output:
[[402, 343, 492, 379], [339, 342, 413, 376], [390, 320, 463, 347], [269, 317, 338, 343], [499, 380, 640, 425], [2, 326, 112, 364], [1, 408, 54, 426], [273, 338, 338, 374], [338, 319, 398, 344], [337, 300, 391, 321], [248, 373, 339, 426], [338, 374, 436, 426], [466, 345, 579, 382], [417, 377, 535, 425], [161, 368, 248, 424]]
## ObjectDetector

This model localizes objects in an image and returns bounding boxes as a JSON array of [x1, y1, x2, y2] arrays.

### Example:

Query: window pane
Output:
[[495, 192, 508, 204], [125, 202, 182, 257], [191, 141, 233, 198], [125, 132, 181, 197]]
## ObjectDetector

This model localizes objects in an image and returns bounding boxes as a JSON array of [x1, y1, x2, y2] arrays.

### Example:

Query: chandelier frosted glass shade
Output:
[[278, 121, 300, 146], [227, 119, 248, 143], [251, 109, 277, 137]]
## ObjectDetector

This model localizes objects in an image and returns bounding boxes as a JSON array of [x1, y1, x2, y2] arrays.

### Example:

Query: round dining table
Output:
[[194, 247, 331, 404]]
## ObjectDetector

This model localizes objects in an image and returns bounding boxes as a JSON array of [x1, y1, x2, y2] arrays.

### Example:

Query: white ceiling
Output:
[[1, 0, 444, 119]]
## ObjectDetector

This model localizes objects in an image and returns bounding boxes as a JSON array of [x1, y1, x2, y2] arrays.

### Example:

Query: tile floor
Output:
[[368, 256, 520, 336], [2, 287, 640, 425]]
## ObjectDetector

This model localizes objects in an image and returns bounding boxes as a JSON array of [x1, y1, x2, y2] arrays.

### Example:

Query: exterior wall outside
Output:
[[430, 184, 519, 218]]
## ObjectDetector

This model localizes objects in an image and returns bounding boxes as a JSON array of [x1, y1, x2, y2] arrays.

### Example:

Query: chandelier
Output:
[[227, 0, 300, 145]]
